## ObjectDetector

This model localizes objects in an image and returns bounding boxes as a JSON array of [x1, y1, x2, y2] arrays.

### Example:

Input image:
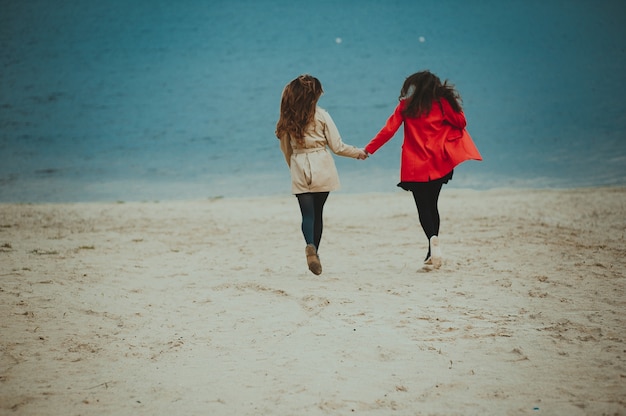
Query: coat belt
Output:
[[292, 147, 325, 154]]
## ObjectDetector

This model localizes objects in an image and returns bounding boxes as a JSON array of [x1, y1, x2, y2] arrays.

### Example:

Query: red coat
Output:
[[365, 98, 482, 182]]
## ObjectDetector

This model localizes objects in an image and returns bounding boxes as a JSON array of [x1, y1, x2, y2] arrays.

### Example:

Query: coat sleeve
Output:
[[321, 111, 363, 158], [441, 98, 466, 130], [278, 134, 293, 167], [365, 102, 403, 155]]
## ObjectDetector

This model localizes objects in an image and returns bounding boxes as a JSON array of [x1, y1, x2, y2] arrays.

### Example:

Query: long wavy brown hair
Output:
[[400, 70, 462, 118], [275, 74, 323, 143]]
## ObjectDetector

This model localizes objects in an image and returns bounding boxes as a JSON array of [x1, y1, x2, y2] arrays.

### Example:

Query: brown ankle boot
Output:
[[305, 244, 322, 275]]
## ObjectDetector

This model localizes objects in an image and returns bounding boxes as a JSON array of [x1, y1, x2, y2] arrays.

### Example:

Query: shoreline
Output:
[[1, 183, 625, 205], [1, 187, 625, 415]]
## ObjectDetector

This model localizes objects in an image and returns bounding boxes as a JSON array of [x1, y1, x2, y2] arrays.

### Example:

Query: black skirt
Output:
[[397, 170, 453, 192]]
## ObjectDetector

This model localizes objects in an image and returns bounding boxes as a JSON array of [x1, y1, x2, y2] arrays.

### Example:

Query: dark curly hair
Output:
[[400, 70, 462, 118]]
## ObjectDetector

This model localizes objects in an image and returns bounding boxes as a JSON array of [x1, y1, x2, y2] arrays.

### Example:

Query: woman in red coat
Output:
[[365, 70, 482, 269]]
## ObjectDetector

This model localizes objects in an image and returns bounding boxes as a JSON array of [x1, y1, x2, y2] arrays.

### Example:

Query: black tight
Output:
[[296, 192, 329, 249], [410, 181, 443, 253]]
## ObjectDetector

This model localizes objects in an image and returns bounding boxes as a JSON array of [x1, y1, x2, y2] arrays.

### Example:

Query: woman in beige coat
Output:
[[276, 74, 367, 275]]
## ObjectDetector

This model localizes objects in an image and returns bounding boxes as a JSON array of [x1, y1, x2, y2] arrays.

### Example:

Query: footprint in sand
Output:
[[299, 295, 330, 315]]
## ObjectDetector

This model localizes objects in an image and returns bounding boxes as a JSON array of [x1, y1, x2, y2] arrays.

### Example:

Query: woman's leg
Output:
[[312, 192, 329, 249], [296, 192, 329, 249], [296, 193, 316, 246], [411, 182, 443, 260], [296, 192, 328, 275], [411, 182, 443, 240]]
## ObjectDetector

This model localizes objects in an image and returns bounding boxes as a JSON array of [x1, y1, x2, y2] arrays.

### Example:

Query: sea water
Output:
[[1, 0, 625, 202]]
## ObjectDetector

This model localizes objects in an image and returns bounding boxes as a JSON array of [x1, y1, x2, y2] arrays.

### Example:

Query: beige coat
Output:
[[279, 107, 362, 194]]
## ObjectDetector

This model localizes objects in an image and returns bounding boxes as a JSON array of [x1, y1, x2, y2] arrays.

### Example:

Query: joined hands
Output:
[[356, 148, 369, 160]]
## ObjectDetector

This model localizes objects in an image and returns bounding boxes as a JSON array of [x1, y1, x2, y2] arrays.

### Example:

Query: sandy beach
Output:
[[1, 187, 624, 415]]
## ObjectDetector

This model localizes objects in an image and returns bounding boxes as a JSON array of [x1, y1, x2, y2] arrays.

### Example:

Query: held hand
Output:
[[356, 148, 369, 160]]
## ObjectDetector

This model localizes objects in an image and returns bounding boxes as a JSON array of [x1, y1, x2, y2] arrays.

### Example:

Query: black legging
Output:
[[410, 181, 443, 251], [296, 192, 329, 249]]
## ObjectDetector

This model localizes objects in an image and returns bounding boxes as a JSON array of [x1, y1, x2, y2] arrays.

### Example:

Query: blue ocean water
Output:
[[1, 0, 625, 202]]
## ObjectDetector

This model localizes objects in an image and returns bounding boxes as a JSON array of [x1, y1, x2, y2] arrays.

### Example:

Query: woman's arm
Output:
[[441, 98, 466, 129], [321, 110, 364, 159], [278, 134, 293, 167], [364, 102, 403, 155]]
